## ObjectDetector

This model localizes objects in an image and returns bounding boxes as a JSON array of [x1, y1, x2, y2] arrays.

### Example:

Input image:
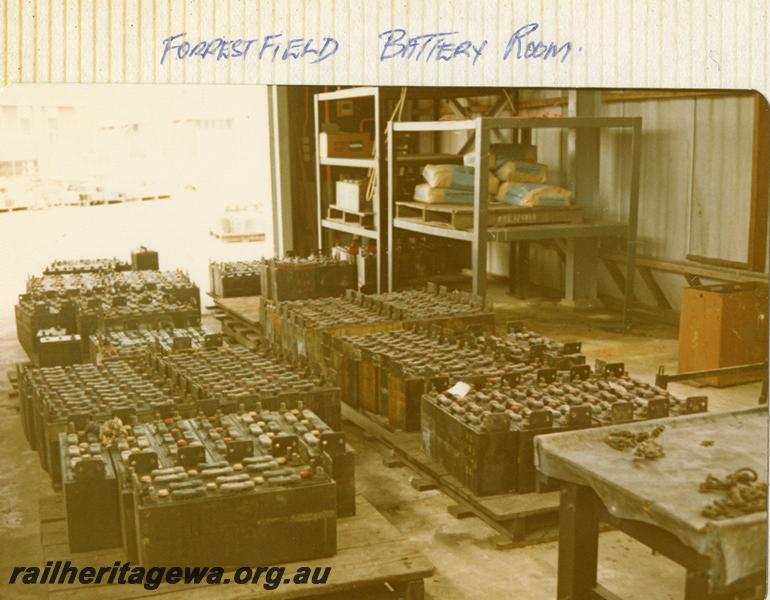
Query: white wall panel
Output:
[[688, 95, 754, 263]]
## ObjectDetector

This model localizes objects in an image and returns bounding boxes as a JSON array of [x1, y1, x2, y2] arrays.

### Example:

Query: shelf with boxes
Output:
[[386, 116, 641, 331], [315, 87, 386, 292], [315, 87, 518, 294]]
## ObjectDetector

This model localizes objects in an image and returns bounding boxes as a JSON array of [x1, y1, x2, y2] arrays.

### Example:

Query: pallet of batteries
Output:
[[148, 345, 342, 429], [336, 327, 507, 431], [19, 360, 188, 489], [262, 293, 400, 377], [261, 285, 495, 380], [43, 257, 132, 275], [24, 270, 199, 309], [335, 322, 583, 432], [259, 254, 358, 301], [14, 297, 81, 366], [16, 269, 200, 365], [62, 406, 350, 561], [209, 260, 263, 298], [43, 247, 158, 275], [73, 291, 201, 352], [89, 327, 224, 369], [421, 360, 709, 497], [373, 283, 496, 335], [14, 293, 83, 366]]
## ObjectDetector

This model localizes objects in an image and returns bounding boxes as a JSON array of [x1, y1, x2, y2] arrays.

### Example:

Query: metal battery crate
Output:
[[35, 329, 83, 367], [130, 246, 159, 271], [59, 429, 122, 552], [260, 254, 357, 301], [420, 368, 594, 496], [421, 362, 710, 497], [219, 403, 356, 517], [209, 260, 262, 298], [26, 361, 188, 487], [112, 413, 337, 567], [152, 346, 342, 429]]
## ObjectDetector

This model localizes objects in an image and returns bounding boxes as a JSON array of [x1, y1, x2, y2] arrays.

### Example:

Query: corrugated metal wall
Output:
[[487, 90, 759, 311]]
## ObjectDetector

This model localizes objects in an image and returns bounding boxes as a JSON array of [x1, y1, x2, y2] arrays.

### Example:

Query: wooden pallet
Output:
[[219, 315, 265, 350], [209, 230, 267, 243], [212, 296, 264, 328], [327, 205, 375, 229], [37, 493, 433, 600], [342, 404, 562, 549], [396, 201, 583, 230], [6, 368, 19, 398]]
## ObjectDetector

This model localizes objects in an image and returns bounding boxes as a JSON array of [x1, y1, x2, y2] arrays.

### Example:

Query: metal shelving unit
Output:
[[386, 116, 642, 330], [314, 87, 518, 294], [314, 86, 387, 292]]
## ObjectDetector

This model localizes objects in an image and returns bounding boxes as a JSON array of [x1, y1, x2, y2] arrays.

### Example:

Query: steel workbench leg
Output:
[[557, 483, 599, 600]]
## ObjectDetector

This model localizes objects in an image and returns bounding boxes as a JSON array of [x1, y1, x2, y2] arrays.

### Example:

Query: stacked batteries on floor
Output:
[[43, 257, 131, 275], [259, 254, 358, 301], [208, 260, 262, 298], [89, 326, 224, 367], [371, 285, 488, 320], [149, 345, 341, 429], [262, 285, 495, 374], [60, 403, 350, 566], [337, 323, 585, 431], [15, 258, 201, 366], [20, 349, 351, 563], [421, 354, 708, 496], [208, 254, 358, 300]]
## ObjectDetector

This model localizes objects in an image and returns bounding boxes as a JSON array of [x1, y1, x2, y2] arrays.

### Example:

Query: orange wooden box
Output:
[[678, 282, 768, 386]]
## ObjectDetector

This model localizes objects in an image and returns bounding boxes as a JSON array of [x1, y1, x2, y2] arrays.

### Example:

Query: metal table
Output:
[[535, 407, 768, 600]]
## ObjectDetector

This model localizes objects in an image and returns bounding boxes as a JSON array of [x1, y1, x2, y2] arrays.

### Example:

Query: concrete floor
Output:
[[0, 201, 764, 599]]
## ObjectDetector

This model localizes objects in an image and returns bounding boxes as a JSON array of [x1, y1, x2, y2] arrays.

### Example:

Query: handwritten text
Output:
[[378, 29, 487, 65], [502, 23, 573, 63], [159, 33, 340, 65]]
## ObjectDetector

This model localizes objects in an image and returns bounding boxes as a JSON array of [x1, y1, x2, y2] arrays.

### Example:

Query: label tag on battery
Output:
[[447, 381, 471, 399]]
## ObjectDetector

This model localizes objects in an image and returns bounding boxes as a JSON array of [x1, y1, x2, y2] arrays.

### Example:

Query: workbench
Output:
[[535, 406, 767, 600]]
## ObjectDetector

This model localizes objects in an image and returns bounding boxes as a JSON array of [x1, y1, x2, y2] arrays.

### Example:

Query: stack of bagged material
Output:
[[493, 156, 573, 207], [413, 164, 500, 205], [464, 147, 574, 208], [413, 157, 573, 208], [496, 182, 573, 207]]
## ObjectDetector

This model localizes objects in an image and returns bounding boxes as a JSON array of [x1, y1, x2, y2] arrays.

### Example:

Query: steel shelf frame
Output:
[[386, 116, 642, 330], [314, 87, 387, 292]]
